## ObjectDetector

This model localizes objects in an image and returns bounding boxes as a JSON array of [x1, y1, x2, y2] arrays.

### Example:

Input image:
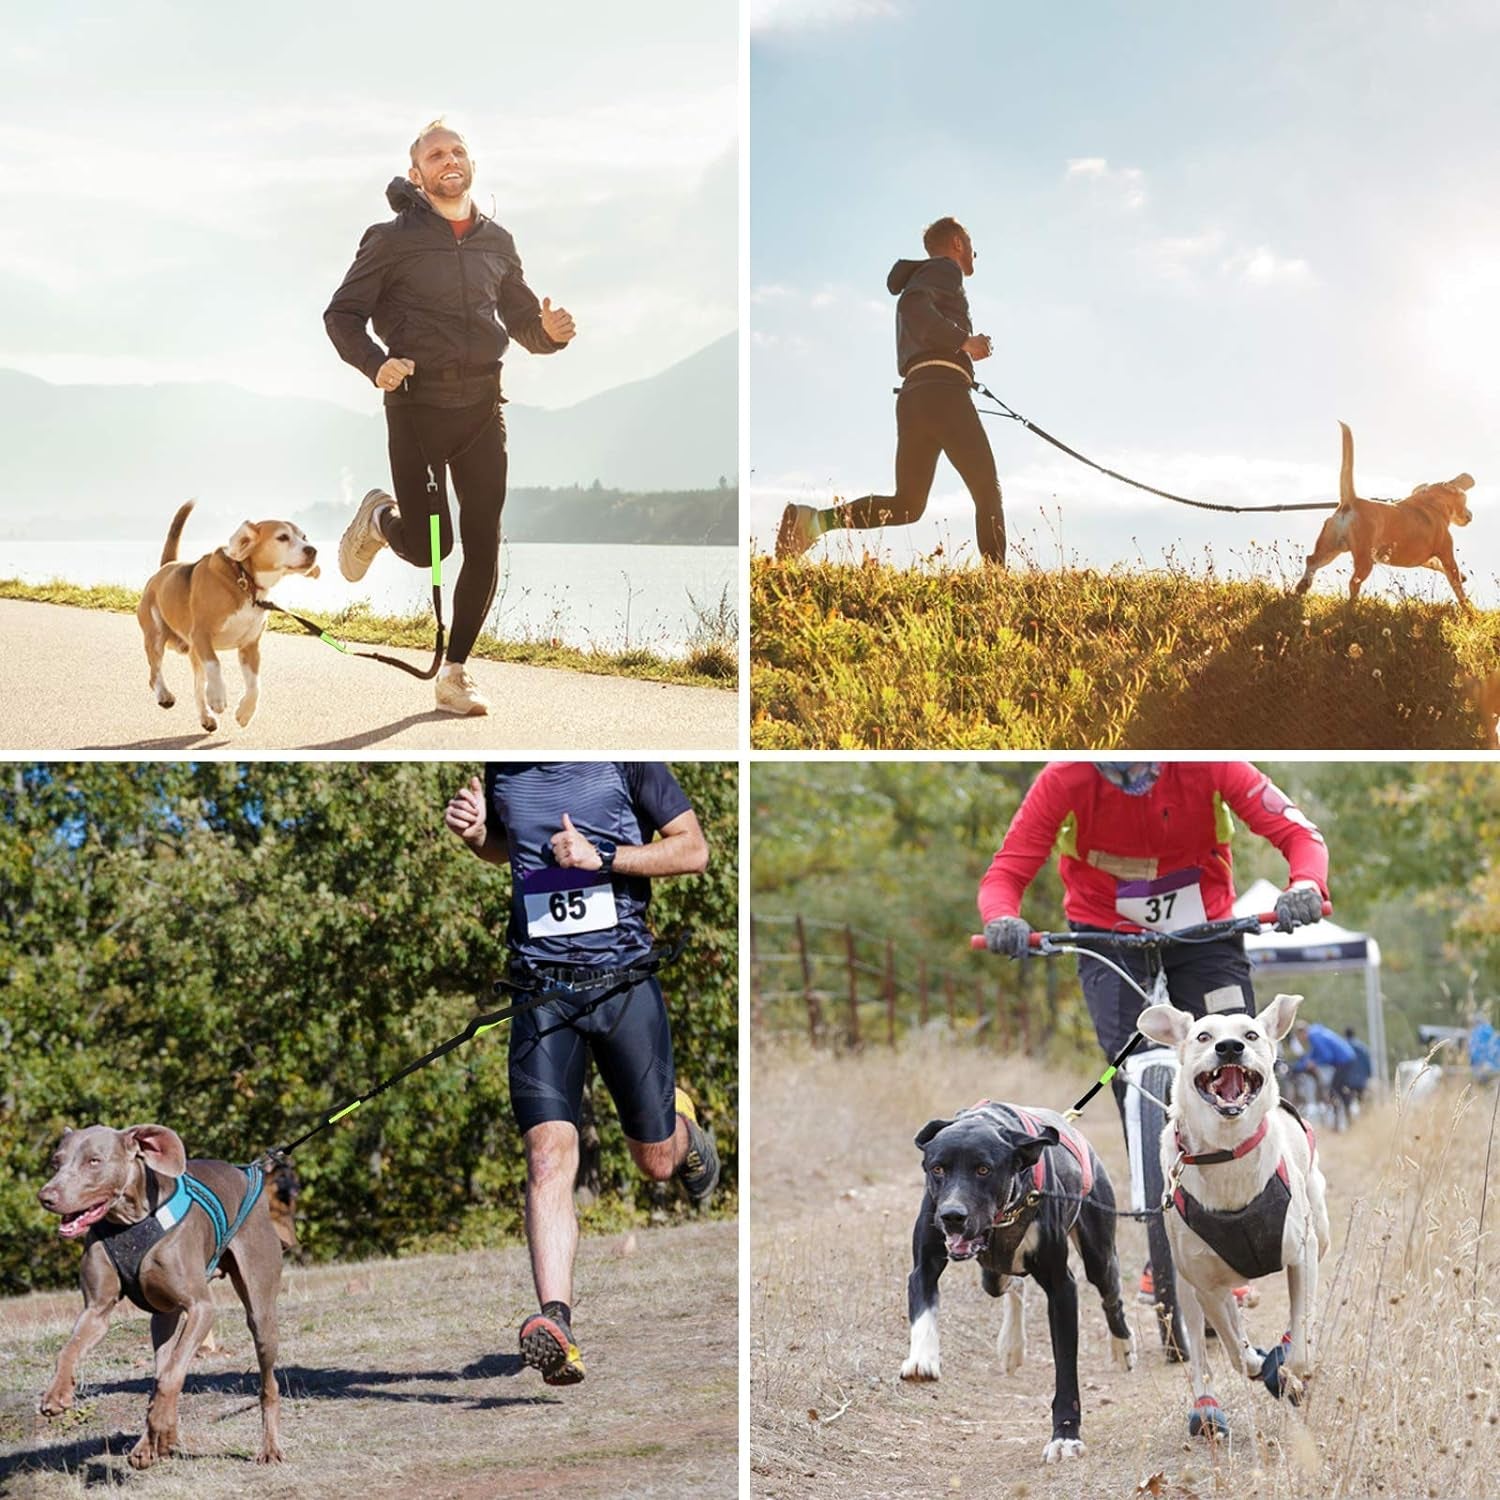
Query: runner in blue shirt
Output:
[[444, 762, 720, 1387]]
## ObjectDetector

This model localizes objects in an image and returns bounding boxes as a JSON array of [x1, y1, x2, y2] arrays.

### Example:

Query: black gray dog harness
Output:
[[89, 1165, 265, 1313], [1170, 1102, 1316, 1281]]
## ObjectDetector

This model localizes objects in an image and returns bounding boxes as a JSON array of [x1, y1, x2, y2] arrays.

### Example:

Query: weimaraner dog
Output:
[[36, 1123, 284, 1467]]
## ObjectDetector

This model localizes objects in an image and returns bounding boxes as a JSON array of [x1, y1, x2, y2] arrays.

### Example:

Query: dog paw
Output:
[[1188, 1397, 1229, 1438], [1000, 1342, 1024, 1376], [206, 688, 228, 714], [37, 1389, 72, 1417], [1112, 1332, 1137, 1372], [155, 688, 175, 708], [899, 1356, 940, 1382], [200, 715, 219, 734], [1041, 1438, 1085, 1463], [255, 1443, 284, 1465], [235, 699, 257, 728]]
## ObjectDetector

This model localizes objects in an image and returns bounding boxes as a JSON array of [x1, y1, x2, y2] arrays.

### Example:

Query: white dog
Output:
[[1136, 993, 1330, 1435]]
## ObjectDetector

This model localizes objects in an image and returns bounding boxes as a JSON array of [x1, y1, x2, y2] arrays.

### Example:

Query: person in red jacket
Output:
[[979, 761, 1329, 1304], [979, 760, 1329, 1076]]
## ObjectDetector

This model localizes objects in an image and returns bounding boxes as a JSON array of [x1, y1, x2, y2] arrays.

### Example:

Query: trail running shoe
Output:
[[774, 503, 818, 560], [339, 487, 393, 582], [675, 1087, 720, 1206], [519, 1310, 586, 1386], [435, 664, 490, 717]]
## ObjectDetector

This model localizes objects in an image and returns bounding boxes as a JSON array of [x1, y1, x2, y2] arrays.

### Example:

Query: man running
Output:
[[444, 763, 720, 1386], [977, 761, 1330, 1301], [326, 119, 576, 717], [775, 216, 1005, 564]]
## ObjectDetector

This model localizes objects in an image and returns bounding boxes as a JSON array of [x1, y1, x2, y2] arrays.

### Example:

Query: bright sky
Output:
[[751, 1, 1500, 603], [0, 1, 734, 414]]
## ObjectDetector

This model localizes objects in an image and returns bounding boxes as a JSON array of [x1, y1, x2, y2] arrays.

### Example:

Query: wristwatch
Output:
[[595, 838, 617, 874]]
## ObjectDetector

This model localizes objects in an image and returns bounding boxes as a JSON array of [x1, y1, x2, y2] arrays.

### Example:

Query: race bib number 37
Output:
[[1114, 867, 1207, 933], [521, 867, 619, 938]]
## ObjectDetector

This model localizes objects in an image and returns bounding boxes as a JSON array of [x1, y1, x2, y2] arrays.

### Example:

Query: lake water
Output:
[[0, 540, 739, 656]]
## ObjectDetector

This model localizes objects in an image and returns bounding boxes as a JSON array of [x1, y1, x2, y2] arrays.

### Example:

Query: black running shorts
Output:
[[507, 974, 677, 1144]]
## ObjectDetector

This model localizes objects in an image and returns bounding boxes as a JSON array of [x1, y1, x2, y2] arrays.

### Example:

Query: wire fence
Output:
[[750, 913, 1065, 1052]]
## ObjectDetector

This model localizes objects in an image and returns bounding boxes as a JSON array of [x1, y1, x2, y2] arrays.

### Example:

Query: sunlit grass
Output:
[[750, 554, 1500, 748]]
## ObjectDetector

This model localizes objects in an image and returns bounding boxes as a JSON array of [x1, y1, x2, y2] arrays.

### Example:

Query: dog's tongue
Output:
[[1213, 1065, 1248, 1103], [945, 1232, 982, 1259], [58, 1201, 111, 1239]]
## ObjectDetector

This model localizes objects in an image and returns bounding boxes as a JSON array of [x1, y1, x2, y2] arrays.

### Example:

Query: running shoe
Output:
[[519, 1309, 586, 1386], [774, 503, 818, 560], [674, 1087, 720, 1206], [435, 664, 490, 717], [339, 488, 393, 582]]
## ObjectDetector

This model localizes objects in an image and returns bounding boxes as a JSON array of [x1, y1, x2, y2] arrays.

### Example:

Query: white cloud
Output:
[[1064, 156, 1146, 210], [751, 0, 898, 31], [1224, 246, 1314, 287]]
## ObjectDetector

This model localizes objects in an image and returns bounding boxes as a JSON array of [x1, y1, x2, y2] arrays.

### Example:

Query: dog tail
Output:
[[1338, 422, 1356, 510], [160, 500, 195, 566]]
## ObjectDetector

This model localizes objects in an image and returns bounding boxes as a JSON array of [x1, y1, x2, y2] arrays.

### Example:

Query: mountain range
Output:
[[0, 334, 735, 542]]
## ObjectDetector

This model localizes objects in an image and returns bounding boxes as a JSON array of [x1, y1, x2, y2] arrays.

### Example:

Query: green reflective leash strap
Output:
[[1063, 1031, 1149, 1122], [263, 938, 686, 1163], [256, 510, 445, 680]]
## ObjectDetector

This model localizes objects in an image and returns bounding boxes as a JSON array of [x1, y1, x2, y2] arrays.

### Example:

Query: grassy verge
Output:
[[0, 578, 737, 690], [751, 555, 1500, 747]]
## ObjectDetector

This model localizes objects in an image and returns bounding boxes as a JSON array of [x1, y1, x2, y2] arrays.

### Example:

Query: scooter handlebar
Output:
[[968, 901, 1332, 951]]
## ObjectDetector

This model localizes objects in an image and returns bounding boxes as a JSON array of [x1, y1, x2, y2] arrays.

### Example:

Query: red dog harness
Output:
[[970, 1099, 1094, 1201]]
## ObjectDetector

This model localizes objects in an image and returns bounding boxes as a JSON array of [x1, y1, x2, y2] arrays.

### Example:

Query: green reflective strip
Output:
[[329, 1100, 363, 1123], [1099, 1065, 1117, 1085], [474, 1021, 503, 1037], [319, 632, 349, 653], [430, 514, 441, 586]]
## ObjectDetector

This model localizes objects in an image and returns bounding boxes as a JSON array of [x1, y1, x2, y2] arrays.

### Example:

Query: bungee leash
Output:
[[261, 935, 686, 1164], [970, 382, 1340, 516], [259, 513, 446, 681]]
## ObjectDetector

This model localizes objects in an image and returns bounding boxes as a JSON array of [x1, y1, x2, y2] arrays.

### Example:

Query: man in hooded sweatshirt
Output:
[[775, 216, 1005, 565], [324, 119, 576, 717]]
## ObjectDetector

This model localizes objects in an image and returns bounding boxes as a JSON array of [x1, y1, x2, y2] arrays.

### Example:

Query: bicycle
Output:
[[970, 905, 1329, 1360]]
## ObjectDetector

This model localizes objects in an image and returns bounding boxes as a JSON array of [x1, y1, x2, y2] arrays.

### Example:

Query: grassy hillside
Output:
[[751, 557, 1500, 748]]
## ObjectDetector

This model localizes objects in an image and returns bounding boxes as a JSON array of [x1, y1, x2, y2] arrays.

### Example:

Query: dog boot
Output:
[[1257, 1333, 1302, 1405], [519, 1304, 586, 1386], [435, 663, 490, 717], [339, 488, 394, 581], [674, 1086, 721, 1206], [775, 503, 820, 560], [1187, 1395, 1229, 1438]]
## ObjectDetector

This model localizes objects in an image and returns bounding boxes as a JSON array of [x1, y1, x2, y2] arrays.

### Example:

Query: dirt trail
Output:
[[749, 1040, 1455, 1500], [1, 1219, 736, 1499]]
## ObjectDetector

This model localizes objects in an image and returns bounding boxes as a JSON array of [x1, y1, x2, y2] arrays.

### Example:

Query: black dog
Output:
[[900, 1100, 1135, 1462]]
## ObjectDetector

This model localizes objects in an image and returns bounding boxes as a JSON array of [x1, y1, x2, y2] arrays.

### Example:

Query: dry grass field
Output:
[[750, 1036, 1500, 1499], [0, 1220, 736, 1499]]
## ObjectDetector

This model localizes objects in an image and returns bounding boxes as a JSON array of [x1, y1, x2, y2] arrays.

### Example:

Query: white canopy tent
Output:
[[1234, 878, 1386, 1088]]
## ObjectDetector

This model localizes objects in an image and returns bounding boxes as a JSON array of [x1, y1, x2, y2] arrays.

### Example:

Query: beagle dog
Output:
[[137, 501, 318, 733]]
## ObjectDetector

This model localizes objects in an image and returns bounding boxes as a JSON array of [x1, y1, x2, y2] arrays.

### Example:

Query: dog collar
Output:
[[1174, 1115, 1270, 1166], [218, 549, 263, 601]]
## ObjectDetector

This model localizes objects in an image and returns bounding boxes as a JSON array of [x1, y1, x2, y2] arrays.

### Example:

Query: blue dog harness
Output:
[[89, 1164, 265, 1313]]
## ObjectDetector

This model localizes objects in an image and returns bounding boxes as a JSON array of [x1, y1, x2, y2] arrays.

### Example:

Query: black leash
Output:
[[971, 383, 1339, 515], [262, 935, 685, 1163], [258, 513, 445, 681]]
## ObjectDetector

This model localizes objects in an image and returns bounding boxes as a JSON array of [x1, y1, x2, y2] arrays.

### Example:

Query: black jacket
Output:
[[887, 256, 974, 380], [325, 179, 563, 406]]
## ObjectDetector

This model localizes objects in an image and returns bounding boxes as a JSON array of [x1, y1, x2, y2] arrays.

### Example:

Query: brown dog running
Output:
[[1294, 422, 1474, 607], [36, 1124, 285, 1468], [136, 500, 319, 733]]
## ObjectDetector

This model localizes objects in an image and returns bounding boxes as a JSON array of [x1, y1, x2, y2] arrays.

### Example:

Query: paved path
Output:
[[0, 600, 737, 752]]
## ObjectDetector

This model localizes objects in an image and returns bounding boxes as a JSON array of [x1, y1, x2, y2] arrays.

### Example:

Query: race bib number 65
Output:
[[1114, 867, 1207, 933], [521, 867, 619, 938]]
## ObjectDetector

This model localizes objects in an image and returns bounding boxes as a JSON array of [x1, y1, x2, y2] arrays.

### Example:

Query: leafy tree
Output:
[[0, 762, 736, 1295]]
